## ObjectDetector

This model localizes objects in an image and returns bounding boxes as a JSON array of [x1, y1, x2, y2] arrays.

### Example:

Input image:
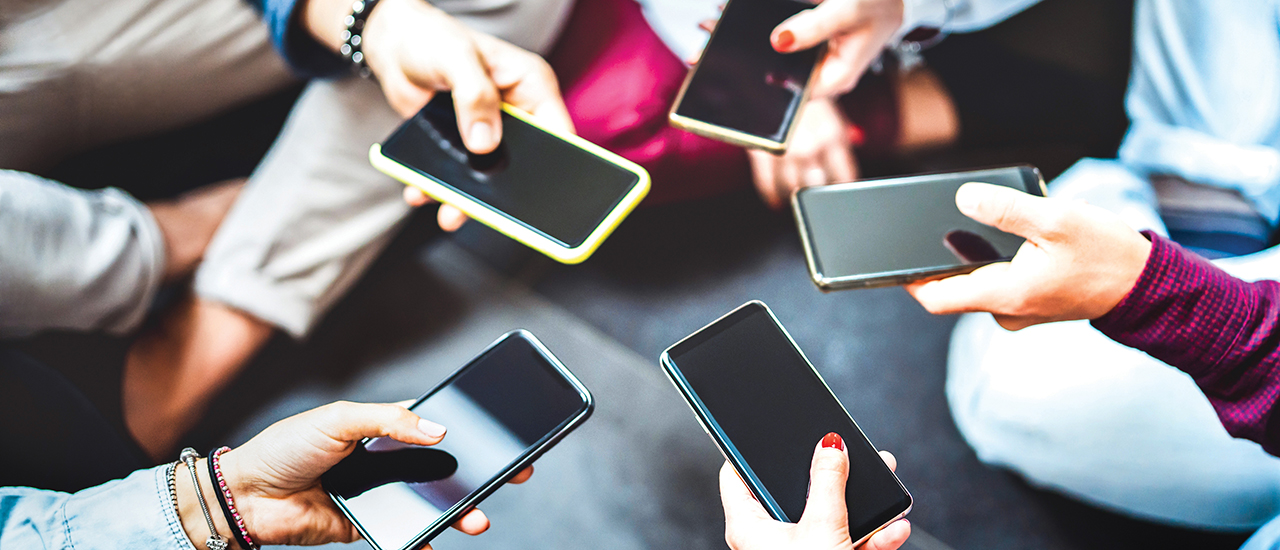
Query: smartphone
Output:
[[370, 93, 650, 264], [793, 165, 1048, 291], [660, 301, 911, 545], [323, 330, 593, 550], [669, 0, 824, 152]]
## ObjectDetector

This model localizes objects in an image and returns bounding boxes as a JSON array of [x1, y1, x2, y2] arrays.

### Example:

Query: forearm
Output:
[[1093, 233, 1280, 452], [0, 466, 195, 549], [300, 0, 359, 53]]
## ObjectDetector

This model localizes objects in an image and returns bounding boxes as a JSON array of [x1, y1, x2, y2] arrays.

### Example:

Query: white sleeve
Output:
[[898, 0, 1043, 38]]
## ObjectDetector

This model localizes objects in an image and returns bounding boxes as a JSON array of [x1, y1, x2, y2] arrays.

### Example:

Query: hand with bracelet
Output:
[[300, 0, 575, 231], [171, 401, 532, 548]]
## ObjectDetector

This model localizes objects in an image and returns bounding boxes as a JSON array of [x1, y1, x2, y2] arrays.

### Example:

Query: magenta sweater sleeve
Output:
[[1091, 232, 1280, 455]]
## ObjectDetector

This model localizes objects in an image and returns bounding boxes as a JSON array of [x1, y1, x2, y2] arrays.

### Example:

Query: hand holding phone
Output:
[[793, 165, 1047, 290], [199, 401, 476, 547], [373, 93, 649, 264], [906, 182, 1153, 331], [769, 0, 905, 99], [720, 440, 911, 550], [661, 302, 911, 546], [324, 330, 593, 550], [670, 0, 826, 152]]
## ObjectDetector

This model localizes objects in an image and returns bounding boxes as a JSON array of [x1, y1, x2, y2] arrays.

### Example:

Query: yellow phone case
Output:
[[370, 104, 651, 265]]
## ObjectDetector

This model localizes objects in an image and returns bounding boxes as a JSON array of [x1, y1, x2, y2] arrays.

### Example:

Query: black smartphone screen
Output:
[[797, 166, 1045, 283], [380, 94, 641, 248], [323, 332, 591, 550], [674, 0, 821, 143], [664, 303, 910, 538]]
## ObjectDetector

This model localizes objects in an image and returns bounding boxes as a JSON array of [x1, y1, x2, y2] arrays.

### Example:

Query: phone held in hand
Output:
[[660, 301, 912, 546], [370, 93, 650, 264], [669, 0, 824, 153], [322, 330, 593, 550], [793, 165, 1048, 291]]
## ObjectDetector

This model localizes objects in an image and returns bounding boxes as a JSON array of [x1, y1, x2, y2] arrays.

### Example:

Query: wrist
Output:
[[216, 449, 261, 547], [303, 0, 369, 52], [175, 458, 243, 550]]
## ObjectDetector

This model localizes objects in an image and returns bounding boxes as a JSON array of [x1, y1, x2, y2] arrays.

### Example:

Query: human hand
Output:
[[191, 401, 532, 547], [905, 182, 1153, 330], [747, 98, 858, 209], [720, 433, 910, 550], [304, 0, 574, 230], [770, 0, 904, 99]]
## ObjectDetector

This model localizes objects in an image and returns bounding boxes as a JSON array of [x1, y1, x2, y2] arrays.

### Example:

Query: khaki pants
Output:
[[0, 0, 572, 337]]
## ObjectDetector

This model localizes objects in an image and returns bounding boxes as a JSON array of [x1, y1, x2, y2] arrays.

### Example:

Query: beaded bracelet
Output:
[[167, 461, 181, 514], [339, 0, 381, 78], [209, 446, 259, 550]]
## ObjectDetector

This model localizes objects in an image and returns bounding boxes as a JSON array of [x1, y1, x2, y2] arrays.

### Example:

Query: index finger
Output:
[[904, 262, 1014, 316], [473, 33, 575, 135]]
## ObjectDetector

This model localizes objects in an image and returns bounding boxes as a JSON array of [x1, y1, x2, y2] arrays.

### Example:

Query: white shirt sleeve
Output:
[[898, 0, 1043, 37]]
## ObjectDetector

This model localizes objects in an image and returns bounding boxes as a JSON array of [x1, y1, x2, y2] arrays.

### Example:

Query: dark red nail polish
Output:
[[774, 30, 795, 51], [821, 432, 845, 451]]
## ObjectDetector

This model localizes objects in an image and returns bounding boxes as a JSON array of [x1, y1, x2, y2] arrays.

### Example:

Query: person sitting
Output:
[[906, 181, 1280, 548], [0, 0, 572, 461], [782, 0, 1280, 529]]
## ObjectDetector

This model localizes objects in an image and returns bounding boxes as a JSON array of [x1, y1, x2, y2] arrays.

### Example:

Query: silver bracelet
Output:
[[181, 448, 230, 550]]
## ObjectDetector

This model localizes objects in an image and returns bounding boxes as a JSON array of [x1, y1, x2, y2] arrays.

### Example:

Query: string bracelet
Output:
[[209, 446, 259, 550]]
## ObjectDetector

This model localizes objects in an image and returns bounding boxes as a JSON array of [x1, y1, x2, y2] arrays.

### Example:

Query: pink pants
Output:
[[547, 0, 752, 205], [547, 0, 898, 205]]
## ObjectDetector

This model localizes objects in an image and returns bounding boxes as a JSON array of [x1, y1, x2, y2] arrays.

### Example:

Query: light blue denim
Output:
[[0, 466, 195, 549]]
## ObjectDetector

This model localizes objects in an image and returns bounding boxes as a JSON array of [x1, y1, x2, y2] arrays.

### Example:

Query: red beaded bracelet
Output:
[[208, 446, 259, 549]]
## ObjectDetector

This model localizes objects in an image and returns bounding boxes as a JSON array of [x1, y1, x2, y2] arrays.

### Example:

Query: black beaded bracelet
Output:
[[340, 0, 381, 78]]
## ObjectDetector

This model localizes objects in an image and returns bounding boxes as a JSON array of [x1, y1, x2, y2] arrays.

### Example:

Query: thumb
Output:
[[954, 182, 1054, 240], [799, 432, 850, 528], [772, 0, 859, 52]]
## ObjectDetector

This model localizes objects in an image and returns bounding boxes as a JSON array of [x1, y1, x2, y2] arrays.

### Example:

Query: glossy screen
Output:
[[674, 0, 820, 143], [798, 167, 1043, 280], [323, 335, 587, 550], [666, 304, 910, 537], [381, 94, 641, 248]]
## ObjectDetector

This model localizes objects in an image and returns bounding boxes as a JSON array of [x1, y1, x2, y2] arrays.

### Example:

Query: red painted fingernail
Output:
[[847, 123, 866, 147], [774, 30, 795, 52], [821, 432, 845, 451]]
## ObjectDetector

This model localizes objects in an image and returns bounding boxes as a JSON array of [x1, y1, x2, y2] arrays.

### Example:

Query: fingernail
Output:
[[955, 183, 982, 215], [469, 121, 494, 150], [418, 418, 446, 439], [821, 432, 845, 451], [847, 123, 866, 147], [774, 30, 795, 52]]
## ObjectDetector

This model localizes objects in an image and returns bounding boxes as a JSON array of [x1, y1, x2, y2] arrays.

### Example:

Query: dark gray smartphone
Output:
[[322, 330, 593, 550], [660, 301, 911, 545], [669, 0, 824, 152], [793, 165, 1047, 290]]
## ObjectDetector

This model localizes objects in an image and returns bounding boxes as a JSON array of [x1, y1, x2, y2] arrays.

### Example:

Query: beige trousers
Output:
[[0, 0, 572, 337]]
